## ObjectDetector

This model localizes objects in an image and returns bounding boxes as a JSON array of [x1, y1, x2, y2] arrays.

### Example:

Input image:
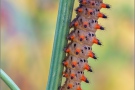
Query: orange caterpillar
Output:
[[60, 0, 110, 90]]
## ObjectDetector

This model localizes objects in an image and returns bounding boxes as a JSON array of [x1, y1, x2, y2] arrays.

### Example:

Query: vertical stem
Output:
[[46, 0, 75, 90], [0, 69, 20, 90]]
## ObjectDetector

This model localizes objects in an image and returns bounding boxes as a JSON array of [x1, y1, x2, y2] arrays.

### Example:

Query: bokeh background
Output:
[[0, 0, 134, 90]]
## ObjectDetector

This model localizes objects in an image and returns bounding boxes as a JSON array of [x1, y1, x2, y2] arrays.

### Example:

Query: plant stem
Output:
[[0, 69, 20, 90], [46, 0, 75, 90]]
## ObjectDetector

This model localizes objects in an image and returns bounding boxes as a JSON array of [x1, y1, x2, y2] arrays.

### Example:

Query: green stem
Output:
[[46, 0, 75, 90], [0, 69, 20, 90]]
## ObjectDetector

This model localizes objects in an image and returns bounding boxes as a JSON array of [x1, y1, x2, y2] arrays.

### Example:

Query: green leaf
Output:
[[0, 69, 20, 90]]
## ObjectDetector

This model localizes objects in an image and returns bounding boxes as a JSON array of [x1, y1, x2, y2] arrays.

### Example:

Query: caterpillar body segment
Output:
[[61, 0, 110, 89], [64, 42, 96, 59], [70, 16, 104, 32], [61, 79, 82, 90], [76, 5, 107, 19], [79, 0, 110, 9], [67, 29, 102, 46], [63, 68, 89, 83], [63, 55, 92, 72]]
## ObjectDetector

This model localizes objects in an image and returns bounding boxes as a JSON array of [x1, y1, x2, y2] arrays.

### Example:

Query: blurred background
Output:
[[0, 0, 134, 90]]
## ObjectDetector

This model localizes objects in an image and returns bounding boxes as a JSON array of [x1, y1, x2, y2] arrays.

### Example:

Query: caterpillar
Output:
[[60, 0, 110, 90]]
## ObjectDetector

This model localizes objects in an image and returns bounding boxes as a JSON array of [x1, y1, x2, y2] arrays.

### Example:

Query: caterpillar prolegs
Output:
[[60, 0, 110, 90]]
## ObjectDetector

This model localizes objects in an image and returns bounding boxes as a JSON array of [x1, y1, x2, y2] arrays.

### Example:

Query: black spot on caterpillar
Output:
[[60, 0, 110, 90]]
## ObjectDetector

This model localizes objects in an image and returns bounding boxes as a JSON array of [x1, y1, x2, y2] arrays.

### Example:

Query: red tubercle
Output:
[[84, 64, 88, 69], [81, 0, 87, 4], [63, 72, 68, 78], [88, 9, 93, 15], [97, 12, 104, 18], [92, 37, 98, 44], [83, 21, 88, 28], [77, 86, 82, 90], [70, 73, 75, 79], [65, 48, 70, 53], [67, 83, 73, 89], [75, 48, 81, 55], [79, 35, 85, 41], [62, 61, 68, 66], [88, 51, 97, 59], [101, 3, 110, 8], [71, 61, 77, 68], [84, 64, 93, 72], [70, 35, 75, 40], [90, 1, 95, 6], [94, 23, 104, 30], [78, 8, 83, 13], [80, 75, 89, 83], [94, 23, 100, 29], [74, 21, 79, 27]]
